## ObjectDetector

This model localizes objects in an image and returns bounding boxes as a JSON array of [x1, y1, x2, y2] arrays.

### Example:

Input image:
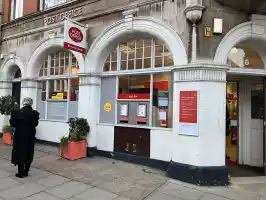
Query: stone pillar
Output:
[[78, 76, 101, 148], [168, 64, 229, 186], [0, 81, 12, 129], [20, 79, 38, 109]]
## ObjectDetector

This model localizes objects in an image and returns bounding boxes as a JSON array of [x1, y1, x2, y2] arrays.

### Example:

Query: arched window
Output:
[[104, 38, 174, 72], [227, 46, 264, 69], [99, 38, 173, 128], [37, 50, 79, 121]]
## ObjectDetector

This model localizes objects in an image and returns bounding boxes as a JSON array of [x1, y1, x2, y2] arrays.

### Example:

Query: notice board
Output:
[[179, 91, 199, 136]]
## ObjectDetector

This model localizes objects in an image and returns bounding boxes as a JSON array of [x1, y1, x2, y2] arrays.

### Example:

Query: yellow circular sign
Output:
[[104, 102, 112, 112]]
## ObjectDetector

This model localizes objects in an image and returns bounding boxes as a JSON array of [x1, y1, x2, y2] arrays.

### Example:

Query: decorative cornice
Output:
[[173, 63, 228, 82]]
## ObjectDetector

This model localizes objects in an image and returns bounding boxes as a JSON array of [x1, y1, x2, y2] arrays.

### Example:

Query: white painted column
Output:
[[20, 80, 38, 109], [171, 65, 228, 167], [78, 76, 101, 147]]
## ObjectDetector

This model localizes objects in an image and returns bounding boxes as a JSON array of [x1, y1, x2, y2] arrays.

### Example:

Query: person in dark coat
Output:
[[10, 97, 39, 178]]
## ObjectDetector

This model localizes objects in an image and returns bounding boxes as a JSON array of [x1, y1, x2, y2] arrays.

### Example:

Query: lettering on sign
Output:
[[44, 8, 83, 25], [68, 27, 83, 43]]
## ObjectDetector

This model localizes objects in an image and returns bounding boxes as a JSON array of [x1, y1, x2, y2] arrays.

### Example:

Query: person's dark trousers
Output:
[[16, 165, 24, 178]]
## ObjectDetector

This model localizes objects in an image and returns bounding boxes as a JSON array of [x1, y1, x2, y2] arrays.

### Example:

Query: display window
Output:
[[37, 50, 79, 121], [100, 38, 173, 128]]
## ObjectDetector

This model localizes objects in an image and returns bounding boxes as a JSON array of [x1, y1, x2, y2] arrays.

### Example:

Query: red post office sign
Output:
[[179, 91, 198, 123], [63, 20, 87, 54]]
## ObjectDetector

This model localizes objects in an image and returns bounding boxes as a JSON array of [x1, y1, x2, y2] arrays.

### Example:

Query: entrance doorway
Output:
[[226, 80, 265, 177], [12, 68, 21, 105]]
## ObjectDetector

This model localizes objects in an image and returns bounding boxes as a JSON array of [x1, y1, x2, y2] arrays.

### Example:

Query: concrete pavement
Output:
[[0, 143, 265, 200]]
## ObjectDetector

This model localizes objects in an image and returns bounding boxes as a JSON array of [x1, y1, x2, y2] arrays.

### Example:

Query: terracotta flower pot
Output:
[[60, 140, 87, 160], [3, 132, 13, 145]]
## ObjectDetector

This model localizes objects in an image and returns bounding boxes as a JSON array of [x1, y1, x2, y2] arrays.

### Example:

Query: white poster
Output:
[[63, 20, 88, 54], [159, 111, 167, 120], [137, 104, 146, 117], [178, 123, 198, 137], [120, 104, 128, 116]]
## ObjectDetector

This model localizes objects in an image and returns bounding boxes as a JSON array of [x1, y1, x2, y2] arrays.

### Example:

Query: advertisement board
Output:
[[63, 19, 87, 54]]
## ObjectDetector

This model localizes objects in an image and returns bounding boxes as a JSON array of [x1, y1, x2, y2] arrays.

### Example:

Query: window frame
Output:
[[10, 0, 23, 20], [103, 38, 174, 73], [37, 50, 80, 122]]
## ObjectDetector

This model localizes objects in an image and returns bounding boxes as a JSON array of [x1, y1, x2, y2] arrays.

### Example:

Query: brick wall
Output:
[[23, 0, 39, 15], [3, 0, 11, 23]]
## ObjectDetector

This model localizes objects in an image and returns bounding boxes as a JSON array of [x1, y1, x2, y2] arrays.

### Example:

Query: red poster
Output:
[[179, 91, 198, 123]]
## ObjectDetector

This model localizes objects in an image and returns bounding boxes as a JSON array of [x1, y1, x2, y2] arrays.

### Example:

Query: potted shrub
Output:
[[0, 95, 19, 145], [60, 117, 90, 160], [2, 125, 14, 145]]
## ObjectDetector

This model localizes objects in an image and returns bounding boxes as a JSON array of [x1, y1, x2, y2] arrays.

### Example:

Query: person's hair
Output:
[[22, 97, 33, 106]]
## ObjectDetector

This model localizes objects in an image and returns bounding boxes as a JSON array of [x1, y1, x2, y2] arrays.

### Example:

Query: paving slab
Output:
[[0, 182, 45, 200], [145, 192, 183, 200], [0, 177, 21, 190], [158, 182, 203, 200], [0, 169, 11, 178], [207, 186, 259, 200], [200, 193, 231, 200], [70, 187, 117, 200], [46, 181, 91, 199], [37, 174, 70, 188], [23, 192, 62, 200]]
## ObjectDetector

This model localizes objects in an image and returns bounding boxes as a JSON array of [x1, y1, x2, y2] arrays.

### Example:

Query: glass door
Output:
[[226, 82, 239, 165]]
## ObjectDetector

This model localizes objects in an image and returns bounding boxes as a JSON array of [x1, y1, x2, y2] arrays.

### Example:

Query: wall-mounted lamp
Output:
[[213, 18, 223, 34]]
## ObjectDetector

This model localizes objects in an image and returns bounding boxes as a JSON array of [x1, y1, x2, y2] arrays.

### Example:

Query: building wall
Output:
[[23, 0, 39, 15], [197, 0, 248, 62]]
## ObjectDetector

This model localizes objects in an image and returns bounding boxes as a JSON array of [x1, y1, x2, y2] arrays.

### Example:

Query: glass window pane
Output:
[[164, 56, 174, 67], [152, 73, 172, 128], [111, 62, 117, 71], [144, 47, 151, 58], [251, 83, 264, 119], [48, 79, 68, 100], [144, 39, 152, 47], [136, 59, 143, 69], [70, 78, 79, 101], [104, 62, 110, 72], [143, 58, 151, 68], [136, 39, 143, 48], [120, 61, 127, 70], [111, 51, 117, 61], [121, 51, 127, 60], [155, 57, 163, 67], [136, 48, 143, 59], [128, 60, 134, 70], [118, 75, 150, 95], [228, 46, 264, 69], [155, 45, 163, 57]]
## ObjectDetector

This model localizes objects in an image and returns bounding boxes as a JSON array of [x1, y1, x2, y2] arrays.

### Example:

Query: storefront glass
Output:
[[100, 38, 173, 128], [37, 50, 79, 121], [226, 82, 238, 164]]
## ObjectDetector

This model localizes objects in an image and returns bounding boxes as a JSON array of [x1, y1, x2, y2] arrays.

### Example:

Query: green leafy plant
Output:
[[60, 118, 90, 155], [3, 125, 14, 133], [0, 95, 19, 116], [68, 117, 90, 142]]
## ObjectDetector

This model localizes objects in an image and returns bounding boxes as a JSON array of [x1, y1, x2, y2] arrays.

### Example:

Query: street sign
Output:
[[63, 19, 88, 54]]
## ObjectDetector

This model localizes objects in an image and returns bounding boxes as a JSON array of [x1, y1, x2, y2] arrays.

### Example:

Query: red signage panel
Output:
[[179, 91, 198, 123], [117, 93, 150, 100]]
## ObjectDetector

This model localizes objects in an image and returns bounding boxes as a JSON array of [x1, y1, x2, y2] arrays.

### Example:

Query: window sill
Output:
[[97, 123, 172, 131], [39, 119, 68, 123]]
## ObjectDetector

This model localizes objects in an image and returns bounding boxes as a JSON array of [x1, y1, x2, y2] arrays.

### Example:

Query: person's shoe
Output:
[[15, 173, 24, 178], [24, 171, 29, 177]]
